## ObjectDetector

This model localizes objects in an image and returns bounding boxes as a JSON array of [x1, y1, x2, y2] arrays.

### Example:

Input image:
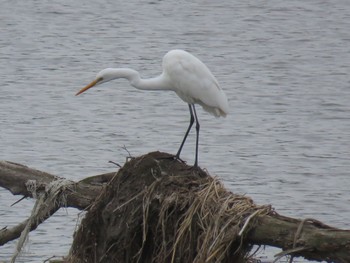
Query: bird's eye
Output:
[[97, 77, 103, 82]]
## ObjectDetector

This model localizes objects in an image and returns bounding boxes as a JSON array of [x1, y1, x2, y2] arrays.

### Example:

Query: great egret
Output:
[[76, 49, 229, 167]]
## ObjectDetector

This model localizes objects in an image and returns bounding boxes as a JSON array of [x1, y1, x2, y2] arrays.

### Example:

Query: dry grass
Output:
[[137, 172, 270, 263], [68, 152, 271, 263]]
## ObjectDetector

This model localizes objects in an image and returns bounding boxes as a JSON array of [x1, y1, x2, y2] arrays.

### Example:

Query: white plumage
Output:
[[76, 49, 229, 167]]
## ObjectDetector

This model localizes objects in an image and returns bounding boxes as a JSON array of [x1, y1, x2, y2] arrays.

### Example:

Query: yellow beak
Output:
[[76, 78, 100, 96]]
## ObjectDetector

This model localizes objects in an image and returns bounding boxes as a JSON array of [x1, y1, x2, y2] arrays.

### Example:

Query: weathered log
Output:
[[250, 214, 350, 262], [1, 152, 350, 262], [0, 161, 113, 246], [0, 160, 114, 209]]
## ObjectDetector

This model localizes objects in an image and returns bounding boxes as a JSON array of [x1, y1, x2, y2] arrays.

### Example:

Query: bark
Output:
[[0, 153, 350, 262], [250, 214, 350, 262], [0, 160, 114, 209], [0, 161, 113, 245]]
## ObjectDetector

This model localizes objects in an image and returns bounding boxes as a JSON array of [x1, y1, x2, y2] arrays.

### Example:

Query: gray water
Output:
[[1, 0, 349, 262]]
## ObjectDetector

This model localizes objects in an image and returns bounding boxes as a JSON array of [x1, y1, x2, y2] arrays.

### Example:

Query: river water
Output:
[[1, 0, 349, 262]]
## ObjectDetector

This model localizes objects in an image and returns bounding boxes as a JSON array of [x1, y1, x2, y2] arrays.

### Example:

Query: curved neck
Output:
[[107, 68, 170, 91]]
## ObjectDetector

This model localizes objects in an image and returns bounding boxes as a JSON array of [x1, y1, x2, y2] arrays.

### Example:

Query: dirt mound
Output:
[[68, 151, 270, 263]]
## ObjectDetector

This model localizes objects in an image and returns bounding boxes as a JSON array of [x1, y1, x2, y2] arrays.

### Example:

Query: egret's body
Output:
[[76, 49, 229, 167]]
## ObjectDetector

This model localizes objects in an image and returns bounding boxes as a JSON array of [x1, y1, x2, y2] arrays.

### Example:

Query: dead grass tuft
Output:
[[68, 152, 271, 263]]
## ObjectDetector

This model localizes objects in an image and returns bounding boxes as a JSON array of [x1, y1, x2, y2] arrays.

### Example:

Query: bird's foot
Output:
[[188, 163, 199, 172], [188, 165, 207, 177], [158, 154, 186, 164], [174, 154, 186, 164]]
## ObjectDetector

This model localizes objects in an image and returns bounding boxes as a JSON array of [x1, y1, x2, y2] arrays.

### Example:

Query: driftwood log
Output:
[[1, 151, 349, 262]]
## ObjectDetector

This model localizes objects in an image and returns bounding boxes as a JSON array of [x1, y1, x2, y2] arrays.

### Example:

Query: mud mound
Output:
[[68, 151, 270, 263]]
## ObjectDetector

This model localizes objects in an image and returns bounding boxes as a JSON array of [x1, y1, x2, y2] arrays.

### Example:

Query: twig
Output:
[[10, 196, 27, 207], [238, 209, 261, 236], [108, 160, 121, 168], [113, 190, 146, 212], [273, 247, 307, 263], [122, 145, 132, 159]]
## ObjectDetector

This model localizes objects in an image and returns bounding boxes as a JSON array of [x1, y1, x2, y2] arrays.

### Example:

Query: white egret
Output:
[[76, 49, 229, 167]]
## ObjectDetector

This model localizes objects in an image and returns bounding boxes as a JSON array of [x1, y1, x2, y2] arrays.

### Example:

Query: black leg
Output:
[[192, 105, 200, 167], [176, 104, 194, 159]]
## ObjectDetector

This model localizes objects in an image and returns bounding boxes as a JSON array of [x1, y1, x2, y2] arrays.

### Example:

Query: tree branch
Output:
[[1, 154, 350, 262], [249, 213, 350, 262], [0, 161, 115, 246], [0, 161, 115, 209]]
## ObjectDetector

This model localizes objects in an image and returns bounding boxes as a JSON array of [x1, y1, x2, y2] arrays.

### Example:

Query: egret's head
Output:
[[75, 68, 114, 96]]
